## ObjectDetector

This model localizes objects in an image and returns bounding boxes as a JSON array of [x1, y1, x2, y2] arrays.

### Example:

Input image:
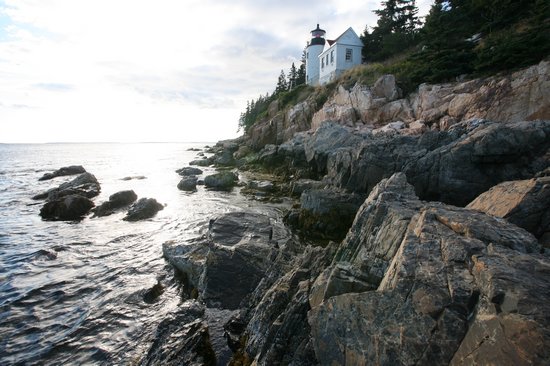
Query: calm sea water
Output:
[[0, 143, 284, 365]]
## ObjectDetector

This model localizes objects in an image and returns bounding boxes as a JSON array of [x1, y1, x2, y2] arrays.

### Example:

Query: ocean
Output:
[[0, 142, 284, 365]]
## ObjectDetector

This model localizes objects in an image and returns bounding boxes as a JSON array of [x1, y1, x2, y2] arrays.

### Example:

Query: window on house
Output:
[[306, 52, 309, 59], [346, 48, 353, 61], [330, 50, 334, 63], [321, 58, 324, 68], [326, 54, 329, 65]]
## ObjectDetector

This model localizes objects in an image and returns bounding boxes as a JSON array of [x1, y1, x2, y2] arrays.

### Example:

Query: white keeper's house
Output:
[[305, 24, 363, 86]]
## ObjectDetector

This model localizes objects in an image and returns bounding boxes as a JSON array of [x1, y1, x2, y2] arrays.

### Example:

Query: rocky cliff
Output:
[[246, 61, 549, 150], [151, 61, 550, 365]]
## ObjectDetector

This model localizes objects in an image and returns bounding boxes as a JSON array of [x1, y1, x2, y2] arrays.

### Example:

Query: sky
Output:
[[0, 0, 432, 143]]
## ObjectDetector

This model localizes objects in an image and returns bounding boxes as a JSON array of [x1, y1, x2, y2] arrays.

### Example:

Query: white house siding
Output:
[[318, 28, 363, 85]]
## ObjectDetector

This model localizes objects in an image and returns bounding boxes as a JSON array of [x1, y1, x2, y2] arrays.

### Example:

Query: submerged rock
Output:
[[34, 172, 101, 201], [176, 167, 203, 176], [39, 165, 86, 181], [123, 198, 164, 221], [204, 171, 238, 191], [139, 301, 216, 366], [177, 176, 198, 192], [93, 190, 138, 217], [39, 194, 95, 221]]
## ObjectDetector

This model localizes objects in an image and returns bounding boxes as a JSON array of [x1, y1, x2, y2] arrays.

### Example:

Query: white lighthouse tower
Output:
[[306, 24, 326, 86]]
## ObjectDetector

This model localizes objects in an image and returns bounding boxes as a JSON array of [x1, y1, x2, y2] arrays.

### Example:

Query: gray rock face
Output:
[[177, 176, 198, 192], [93, 190, 137, 217], [190, 157, 214, 167], [163, 212, 290, 310], [39, 165, 86, 181], [123, 198, 164, 221], [306, 173, 547, 366], [33, 172, 101, 201], [39, 194, 95, 220], [204, 171, 238, 191], [176, 167, 203, 176]]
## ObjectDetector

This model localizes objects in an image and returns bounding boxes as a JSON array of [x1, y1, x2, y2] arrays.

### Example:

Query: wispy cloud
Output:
[[0, 0, 432, 142]]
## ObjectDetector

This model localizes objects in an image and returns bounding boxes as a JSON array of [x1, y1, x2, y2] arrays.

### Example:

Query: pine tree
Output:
[[275, 69, 288, 95], [287, 63, 298, 90]]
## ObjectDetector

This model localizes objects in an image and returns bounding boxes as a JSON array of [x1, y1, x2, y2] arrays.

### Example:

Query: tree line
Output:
[[239, 58, 306, 132], [362, 0, 549, 87]]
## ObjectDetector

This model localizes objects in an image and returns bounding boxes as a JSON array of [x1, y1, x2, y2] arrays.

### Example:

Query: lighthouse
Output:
[[305, 24, 326, 86]]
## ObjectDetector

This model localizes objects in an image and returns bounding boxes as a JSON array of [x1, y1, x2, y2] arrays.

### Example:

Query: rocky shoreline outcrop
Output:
[[152, 62, 550, 365]]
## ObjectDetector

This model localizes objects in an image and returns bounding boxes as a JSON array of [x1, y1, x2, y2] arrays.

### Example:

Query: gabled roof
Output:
[[323, 27, 363, 51]]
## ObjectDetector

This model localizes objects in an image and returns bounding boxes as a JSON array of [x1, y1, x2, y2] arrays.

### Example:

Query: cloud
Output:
[[0, 0, 431, 143]]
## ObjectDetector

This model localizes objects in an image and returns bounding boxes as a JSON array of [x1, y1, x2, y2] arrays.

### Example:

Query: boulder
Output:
[[204, 171, 238, 191], [93, 190, 138, 217], [33, 172, 101, 201], [467, 176, 550, 242], [163, 212, 290, 310], [39, 194, 95, 220], [190, 157, 214, 167], [39, 165, 86, 181], [177, 176, 198, 192], [120, 175, 147, 181], [123, 198, 164, 221], [290, 179, 326, 197], [307, 173, 547, 365], [176, 167, 203, 176]]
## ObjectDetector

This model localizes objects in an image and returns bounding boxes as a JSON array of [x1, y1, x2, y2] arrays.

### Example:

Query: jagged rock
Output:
[[139, 301, 216, 366], [307, 173, 547, 365], [39, 194, 95, 221], [304, 122, 367, 174], [214, 149, 236, 166], [123, 198, 164, 221], [177, 176, 198, 192], [176, 167, 203, 176], [163, 212, 290, 310], [39, 165, 86, 181], [467, 176, 550, 243], [372, 74, 401, 101], [33, 172, 101, 201], [93, 190, 138, 217], [204, 171, 238, 191]]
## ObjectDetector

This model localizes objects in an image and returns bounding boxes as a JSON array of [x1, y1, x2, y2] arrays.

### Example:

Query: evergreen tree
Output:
[[295, 48, 307, 86], [287, 63, 298, 90], [362, 0, 421, 62], [275, 69, 288, 95]]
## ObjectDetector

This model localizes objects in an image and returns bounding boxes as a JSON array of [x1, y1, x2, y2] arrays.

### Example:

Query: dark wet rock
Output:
[[93, 190, 138, 217], [288, 187, 365, 240], [176, 167, 203, 176], [246, 180, 275, 192], [120, 175, 147, 181], [467, 176, 550, 243], [39, 165, 86, 181], [123, 198, 164, 221], [143, 281, 165, 303], [190, 157, 214, 167], [33, 172, 101, 201], [204, 171, 238, 191], [177, 176, 198, 192], [39, 194, 95, 221], [214, 149, 236, 166], [140, 301, 216, 366], [163, 212, 291, 310], [290, 179, 326, 197]]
